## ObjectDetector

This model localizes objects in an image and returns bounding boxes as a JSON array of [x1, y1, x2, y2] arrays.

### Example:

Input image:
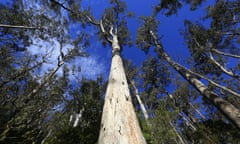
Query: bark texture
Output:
[[98, 37, 146, 144]]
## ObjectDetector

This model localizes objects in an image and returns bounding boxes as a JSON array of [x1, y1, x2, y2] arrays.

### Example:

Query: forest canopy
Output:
[[0, 0, 239, 143]]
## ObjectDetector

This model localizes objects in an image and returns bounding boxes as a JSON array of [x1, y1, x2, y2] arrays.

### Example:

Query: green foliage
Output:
[[136, 16, 159, 53], [98, 0, 132, 47], [43, 78, 105, 144], [141, 56, 171, 95], [140, 100, 178, 144], [154, 0, 205, 16], [154, 0, 182, 16], [183, 120, 240, 144]]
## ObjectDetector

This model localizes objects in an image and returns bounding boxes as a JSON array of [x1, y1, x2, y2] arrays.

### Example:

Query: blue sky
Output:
[[80, 0, 211, 77], [0, 0, 217, 80]]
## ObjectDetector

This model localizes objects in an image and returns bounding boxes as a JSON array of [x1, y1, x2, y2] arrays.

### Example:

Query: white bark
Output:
[[72, 108, 84, 128], [98, 36, 146, 144]]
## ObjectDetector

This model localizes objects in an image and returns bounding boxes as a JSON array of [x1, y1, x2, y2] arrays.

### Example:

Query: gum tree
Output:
[[50, 0, 146, 143]]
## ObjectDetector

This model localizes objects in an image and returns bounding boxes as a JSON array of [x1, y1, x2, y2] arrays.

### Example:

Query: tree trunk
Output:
[[150, 30, 240, 129], [98, 36, 146, 144], [130, 80, 149, 121]]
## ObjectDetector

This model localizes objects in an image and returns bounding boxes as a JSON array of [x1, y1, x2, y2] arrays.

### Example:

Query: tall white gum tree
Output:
[[86, 1, 147, 144], [49, 0, 147, 143], [97, 25, 146, 144]]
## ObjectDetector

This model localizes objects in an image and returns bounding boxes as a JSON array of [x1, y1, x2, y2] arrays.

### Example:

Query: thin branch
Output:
[[99, 20, 113, 43], [26, 58, 64, 100], [167, 93, 197, 131], [176, 60, 240, 98], [167, 93, 206, 120], [192, 38, 240, 93], [189, 103, 206, 120], [51, 0, 114, 44], [99, 20, 106, 33], [109, 25, 114, 37], [212, 48, 240, 59], [220, 32, 240, 36], [51, 0, 99, 25], [50, 0, 75, 13], [209, 52, 240, 80], [0, 57, 46, 88], [86, 15, 99, 25], [0, 24, 41, 29]]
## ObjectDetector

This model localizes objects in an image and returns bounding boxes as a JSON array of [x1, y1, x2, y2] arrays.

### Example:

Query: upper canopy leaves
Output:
[[136, 16, 159, 54]]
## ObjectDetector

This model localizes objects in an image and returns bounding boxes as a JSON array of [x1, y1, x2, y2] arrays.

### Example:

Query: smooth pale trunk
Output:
[[98, 52, 146, 144]]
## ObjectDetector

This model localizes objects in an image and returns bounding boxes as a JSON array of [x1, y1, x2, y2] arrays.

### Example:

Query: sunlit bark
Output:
[[98, 33, 146, 144]]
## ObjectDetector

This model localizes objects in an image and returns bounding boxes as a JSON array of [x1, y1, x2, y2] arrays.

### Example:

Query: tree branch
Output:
[[51, 0, 114, 44], [176, 60, 240, 98], [0, 24, 41, 29], [209, 52, 240, 80], [50, 0, 75, 13], [212, 48, 240, 59], [99, 20, 113, 43]]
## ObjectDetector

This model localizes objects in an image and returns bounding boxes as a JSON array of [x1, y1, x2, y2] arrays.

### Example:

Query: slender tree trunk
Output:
[[150, 30, 240, 129], [98, 35, 146, 144], [189, 103, 206, 120], [130, 80, 149, 121], [169, 121, 185, 144]]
